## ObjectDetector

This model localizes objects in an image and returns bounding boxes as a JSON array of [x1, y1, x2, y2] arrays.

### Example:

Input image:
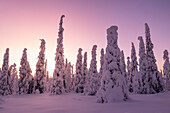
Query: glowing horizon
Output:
[[0, 0, 170, 76]]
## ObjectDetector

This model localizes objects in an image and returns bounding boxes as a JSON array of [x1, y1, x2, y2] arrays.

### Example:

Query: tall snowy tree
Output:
[[86, 45, 100, 95], [130, 42, 140, 93], [51, 15, 65, 95], [34, 39, 46, 93], [75, 48, 83, 93], [97, 26, 128, 103], [138, 36, 148, 94], [18, 48, 33, 94], [0, 48, 10, 96], [163, 50, 170, 90], [145, 23, 163, 93], [82, 52, 88, 93], [99, 48, 104, 79]]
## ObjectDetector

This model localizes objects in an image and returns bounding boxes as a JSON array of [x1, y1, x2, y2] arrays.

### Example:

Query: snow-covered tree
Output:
[[82, 52, 88, 93], [97, 26, 128, 103], [86, 45, 100, 95], [163, 50, 170, 90], [127, 56, 131, 89], [51, 15, 65, 95], [34, 39, 46, 93], [138, 36, 148, 94], [18, 48, 33, 94], [75, 48, 83, 93], [0, 48, 10, 96], [8, 63, 18, 95], [70, 65, 75, 91], [99, 48, 104, 79], [120, 51, 128, 91], [44, 59, 49, 92], [64, 59, 72, 92], [130, 42, 140, 93], [120, 51, 126, 78], [145, 23, 163, 93]]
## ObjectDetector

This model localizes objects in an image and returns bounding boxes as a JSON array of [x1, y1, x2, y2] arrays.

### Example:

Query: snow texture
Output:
[[1, 92, 170, 113]]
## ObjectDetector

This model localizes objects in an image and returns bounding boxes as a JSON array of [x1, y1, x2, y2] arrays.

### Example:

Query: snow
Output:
[[0, 92, 170, 113]]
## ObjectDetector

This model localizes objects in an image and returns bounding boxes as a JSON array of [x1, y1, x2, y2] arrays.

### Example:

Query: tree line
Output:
[[0, 15, 170, 104]]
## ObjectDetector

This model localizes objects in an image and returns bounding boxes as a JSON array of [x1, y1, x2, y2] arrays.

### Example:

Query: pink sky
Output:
[[0, 0, 170, 76]]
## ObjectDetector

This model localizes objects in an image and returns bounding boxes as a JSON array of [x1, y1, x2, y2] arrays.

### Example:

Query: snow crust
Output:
[[1, 92, 170, 113]]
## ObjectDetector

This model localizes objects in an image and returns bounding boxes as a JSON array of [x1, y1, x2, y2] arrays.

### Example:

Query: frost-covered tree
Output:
[[18, 48, 33, 94], [64, 59, 72, 92], [120, 51, 126, 78], [34, 39, 46, 94], [127, 56, 131, 89], [82, 52, 88, 93], [145, 23, 163, 93], [86, 45, 100, 95], [8, 63, 18, 95], [51, 15, 65, 95], [99, 48, 104, 79], [163, 50, 170, 90], [138, 36, 148, 94], [75, 48, 83, 93], [44, 59, 49, 92], [120, 51, 128, 89], [70, 65, 75, 91], [97, 26, 128, 103], [0, 48, 10, 96], [130, 42, 140, 93]]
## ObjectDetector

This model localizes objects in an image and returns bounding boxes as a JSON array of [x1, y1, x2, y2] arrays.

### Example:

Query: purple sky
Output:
[[0, 0, 170, 75]]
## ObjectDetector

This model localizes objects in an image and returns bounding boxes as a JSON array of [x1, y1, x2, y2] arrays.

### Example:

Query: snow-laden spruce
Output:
[[99, 48, 104, 79], [86, 45, 100, 95], [138, 36, 148, 94], [145, 23, 164, 93], [82, 52, 88, 93], [51, 15, 65, 95], [120, 51, 128, 91], [163, 50, 170, 90], [19, 48, 33, 94], [97, 26, 128, 103], [34, 39, 46, 93], [0, 48, 10, 96], [8, 63, 18, 95], [127, 56, 131, 88], [75, 48, 83, 93], [131, 42, 140, 93], [64, 59, 72, 93], [44, 59, 50, 92]]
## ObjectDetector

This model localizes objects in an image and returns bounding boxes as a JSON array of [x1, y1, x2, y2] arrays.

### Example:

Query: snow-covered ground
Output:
[[0, 92, 170, 113]]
